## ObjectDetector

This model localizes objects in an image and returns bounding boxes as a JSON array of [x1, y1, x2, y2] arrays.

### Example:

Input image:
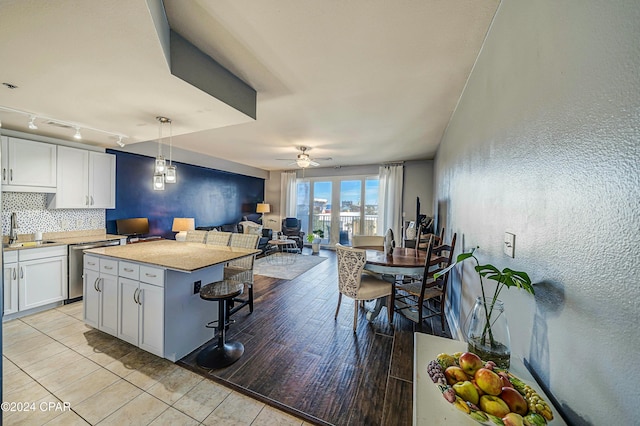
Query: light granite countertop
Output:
[[3, 229, 123, 251], [84, 240, 260, 272]]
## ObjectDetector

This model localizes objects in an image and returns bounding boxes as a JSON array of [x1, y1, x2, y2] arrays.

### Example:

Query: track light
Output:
[[0, 105, 128, 147]]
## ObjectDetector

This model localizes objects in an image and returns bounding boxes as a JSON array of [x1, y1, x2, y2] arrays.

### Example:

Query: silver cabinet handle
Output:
[[2, 168, 5, 181], [86, 195, 89, 206], [19, 267, 23, 279], [98, 278, 103, 292], [90, 195, 94, 205], [133, 288, 139, 304], [124, 268, 134, 272], [87, 261, 96, 266], [12, 268, 16, 280], [137, 288, 143, 305], [145, 273, 157, 278], [103, 266, 114, 270], [94, 277, 100, 292], [10, 169, 13, 182]]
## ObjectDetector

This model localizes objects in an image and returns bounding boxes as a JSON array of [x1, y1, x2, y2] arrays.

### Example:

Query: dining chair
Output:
[[206, 231, 232, 246], [224, 233, 260, 316], [352, 235, 384, 250], [335, 244, 394, 332], [395, 233, 457, 330], [185, 230, 208, 243]]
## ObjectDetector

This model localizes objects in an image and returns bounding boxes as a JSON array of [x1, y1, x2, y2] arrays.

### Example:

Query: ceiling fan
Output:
[[278, 146, 332, 168]]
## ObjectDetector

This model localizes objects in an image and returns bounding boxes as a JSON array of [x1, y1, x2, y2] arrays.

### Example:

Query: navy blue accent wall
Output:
[[106, 150, 264, 239]]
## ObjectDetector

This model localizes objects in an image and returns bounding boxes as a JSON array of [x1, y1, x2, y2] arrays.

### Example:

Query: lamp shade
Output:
[[172, 218, 195, 232], [256, 203, 271, 214]]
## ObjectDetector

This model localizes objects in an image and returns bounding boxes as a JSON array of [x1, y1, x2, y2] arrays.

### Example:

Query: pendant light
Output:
[[164, 119, 177, 184], [154, 117, 166, 174]]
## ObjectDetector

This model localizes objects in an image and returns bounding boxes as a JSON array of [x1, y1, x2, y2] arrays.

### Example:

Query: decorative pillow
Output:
[[239, 221, 261, 234], [405, 227, 417, 240], [247, 225, 263, 236]]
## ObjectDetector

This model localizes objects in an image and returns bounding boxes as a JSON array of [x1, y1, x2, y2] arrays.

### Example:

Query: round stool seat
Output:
[[200, 279, 243, 301], [197, 279, 245, 369]]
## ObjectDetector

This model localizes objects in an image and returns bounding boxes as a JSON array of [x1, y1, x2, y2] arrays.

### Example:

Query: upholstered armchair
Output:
[[281, 217, 305, 250]]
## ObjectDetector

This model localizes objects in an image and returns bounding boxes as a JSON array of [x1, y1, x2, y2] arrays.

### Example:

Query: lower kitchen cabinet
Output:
[[83, 267, 118, 337], [118, 278, 164, 357], [3, 246, 67, 317]]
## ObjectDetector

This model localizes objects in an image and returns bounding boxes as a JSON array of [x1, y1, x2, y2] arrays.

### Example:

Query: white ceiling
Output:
[[0, 0, 499, 171]]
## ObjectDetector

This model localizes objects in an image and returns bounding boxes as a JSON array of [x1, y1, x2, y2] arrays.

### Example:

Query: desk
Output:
[[414, 333, 566, 425], [363, 247, 426, 321]]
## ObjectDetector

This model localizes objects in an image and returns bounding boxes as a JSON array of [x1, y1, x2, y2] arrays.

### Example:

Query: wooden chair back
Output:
[[352, 235, 384, 250]]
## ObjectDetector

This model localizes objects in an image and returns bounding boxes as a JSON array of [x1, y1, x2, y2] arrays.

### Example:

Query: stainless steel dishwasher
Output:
[[67, 239, 121, 303]]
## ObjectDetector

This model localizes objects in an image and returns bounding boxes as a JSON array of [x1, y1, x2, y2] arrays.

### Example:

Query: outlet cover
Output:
[[193, 280, 201, 294], [504, 232, 515, 257]]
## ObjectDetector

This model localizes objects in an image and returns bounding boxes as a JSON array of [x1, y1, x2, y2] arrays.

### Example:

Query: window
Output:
[[296, 175, 379, 246]]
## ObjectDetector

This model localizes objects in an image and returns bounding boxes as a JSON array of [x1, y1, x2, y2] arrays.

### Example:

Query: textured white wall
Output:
[[434, 1, 640, 424]]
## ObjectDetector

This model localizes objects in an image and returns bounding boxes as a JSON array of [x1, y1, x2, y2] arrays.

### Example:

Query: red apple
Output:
[[474, 368, 503, 396], [459, 352, 484, 375], [479, 395, 510, 418], [500, 387, 528, 416], [502, 412, 524, 426], [444, 366, 470, 385], [471, 379, 485, 397]]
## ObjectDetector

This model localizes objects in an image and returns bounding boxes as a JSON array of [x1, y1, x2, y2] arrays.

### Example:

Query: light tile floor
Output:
[[2, 302, 309, 425]]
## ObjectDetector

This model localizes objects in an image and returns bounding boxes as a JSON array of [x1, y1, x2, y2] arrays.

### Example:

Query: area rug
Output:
[[253, 255, 327, 280]]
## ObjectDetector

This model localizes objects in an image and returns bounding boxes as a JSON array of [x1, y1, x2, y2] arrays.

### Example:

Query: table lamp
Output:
[[256, 202, 270, 223], [172, 218, 195, 241]]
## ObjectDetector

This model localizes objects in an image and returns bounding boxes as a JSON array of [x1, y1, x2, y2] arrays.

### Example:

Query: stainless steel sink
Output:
[[3, 240, 59, 249]]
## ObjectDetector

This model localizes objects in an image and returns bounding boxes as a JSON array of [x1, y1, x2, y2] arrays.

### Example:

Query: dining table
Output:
[[363, 246, 429, 321]]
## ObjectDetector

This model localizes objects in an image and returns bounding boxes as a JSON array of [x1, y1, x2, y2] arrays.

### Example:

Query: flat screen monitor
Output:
[[116, 217, 149, 237]]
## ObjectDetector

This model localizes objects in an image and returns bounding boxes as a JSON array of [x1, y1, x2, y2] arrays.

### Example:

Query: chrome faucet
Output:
[[9, 212, 18, 244]]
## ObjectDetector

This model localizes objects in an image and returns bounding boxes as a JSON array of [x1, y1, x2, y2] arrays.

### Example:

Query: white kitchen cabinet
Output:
[[2, 136, 57, 192], [83, 255, 118, 336], [3, 250, 19, 316], [17, 246, 67, 312], [117, 265, 164, 357], [48, 146, 115, 209]]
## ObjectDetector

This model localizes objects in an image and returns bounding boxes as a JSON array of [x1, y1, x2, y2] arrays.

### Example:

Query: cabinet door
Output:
[[18, 256, 67, 311], [138, 282, 164, 357], [1, 136, 7, 185], [99, 273, 118, 336], [88, 152, 115, 208], [3, 263, 18, 315], [7, 137, 56, 188], [84, 269, 101, 328], [117, 277, 140, 346], [52, 146, 89, 208]]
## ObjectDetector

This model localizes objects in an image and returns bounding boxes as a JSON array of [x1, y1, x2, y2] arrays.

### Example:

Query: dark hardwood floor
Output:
[[178, 249, 451, 425]]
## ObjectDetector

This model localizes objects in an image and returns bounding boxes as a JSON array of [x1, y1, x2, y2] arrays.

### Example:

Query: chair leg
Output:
[[335, 293, 342, 320], [248, 284, 254, 313], [387, 291, 395, 325], [440, 296, 445, 330], [353, 300, 358, 333]]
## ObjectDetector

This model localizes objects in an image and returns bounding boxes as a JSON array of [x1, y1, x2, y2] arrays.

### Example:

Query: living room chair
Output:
[[224, 233, 260, 316], [335, 244, 394, 332], [281, 217, 305, 250], [206, 231, 232, 246], [395, 232, 457, 330]]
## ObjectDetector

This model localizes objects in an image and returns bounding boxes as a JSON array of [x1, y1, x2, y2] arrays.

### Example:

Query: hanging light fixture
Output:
[[164, 119, 176, 184], [154, 117, 166, 174]]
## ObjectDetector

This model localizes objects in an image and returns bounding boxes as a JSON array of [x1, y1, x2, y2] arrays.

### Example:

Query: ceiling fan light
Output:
[[296, 157, 311, 168]]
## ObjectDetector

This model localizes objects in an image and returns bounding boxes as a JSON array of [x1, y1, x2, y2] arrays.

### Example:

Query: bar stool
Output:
[[197, 279, 245, 369]]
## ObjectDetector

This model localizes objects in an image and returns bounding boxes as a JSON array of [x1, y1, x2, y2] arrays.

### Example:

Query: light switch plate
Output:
[[504, 232, 515, 258]]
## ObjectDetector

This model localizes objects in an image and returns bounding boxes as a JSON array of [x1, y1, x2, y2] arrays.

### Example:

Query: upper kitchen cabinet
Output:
[[48, 146, 115, 209], [1, 136, 57, 192]]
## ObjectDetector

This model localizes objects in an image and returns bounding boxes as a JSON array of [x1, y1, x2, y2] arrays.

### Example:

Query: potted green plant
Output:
[[306, 229, 324, 254], [435, 247, 534, 368]]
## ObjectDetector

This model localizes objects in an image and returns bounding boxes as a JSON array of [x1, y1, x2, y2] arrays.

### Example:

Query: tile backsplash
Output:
[[2, 192, 105, 236]]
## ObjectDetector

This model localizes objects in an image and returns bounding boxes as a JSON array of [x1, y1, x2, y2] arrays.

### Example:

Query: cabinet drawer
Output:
[[119, 262, 140, 280], [4, 250, 18, 264], [84, 255, 100, 271], [19, 245, 67, 261], [100, 258, 118, 275], [140, 266, 164, 287]]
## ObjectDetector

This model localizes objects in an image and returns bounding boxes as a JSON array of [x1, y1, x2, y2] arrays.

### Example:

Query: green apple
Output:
[[500, 387, 528, 416], [444, 366, 470, 385], [453, 380, 479, 405], [474, 368, 503, 396], [479, 395, 511, 418], [502, 412, 524, 426], [459, 352, 484, 375]]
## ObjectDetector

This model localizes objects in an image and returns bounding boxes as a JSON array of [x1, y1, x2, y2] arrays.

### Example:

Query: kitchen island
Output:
[[83, 240, 259, 362]]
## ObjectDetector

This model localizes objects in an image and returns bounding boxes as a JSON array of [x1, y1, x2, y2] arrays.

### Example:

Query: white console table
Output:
[[413, 333, 566, 425]]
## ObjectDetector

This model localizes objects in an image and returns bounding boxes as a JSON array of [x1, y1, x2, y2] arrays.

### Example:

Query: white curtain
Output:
[[378, 164, 404, 240], [280, 171, 298, 218]]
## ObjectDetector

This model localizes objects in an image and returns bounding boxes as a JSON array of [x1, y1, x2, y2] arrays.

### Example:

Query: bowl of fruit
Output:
[[428, 352, 554, 425]]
